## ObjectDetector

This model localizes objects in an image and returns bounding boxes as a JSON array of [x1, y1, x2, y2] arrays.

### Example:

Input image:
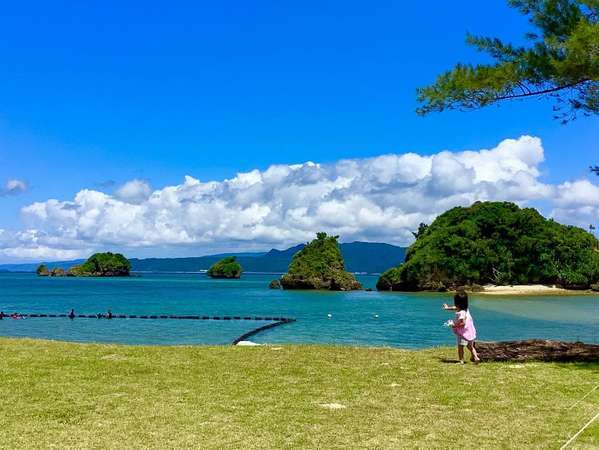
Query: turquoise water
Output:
[[0, 272, 597, 348]]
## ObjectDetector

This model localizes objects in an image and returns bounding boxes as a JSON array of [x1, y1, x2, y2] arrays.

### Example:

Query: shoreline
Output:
[[1, 335, 597, 350], [476, 284, 598, 296]]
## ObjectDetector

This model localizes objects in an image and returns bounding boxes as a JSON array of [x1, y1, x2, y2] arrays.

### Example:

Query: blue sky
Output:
[[0, 1, 597, 262]]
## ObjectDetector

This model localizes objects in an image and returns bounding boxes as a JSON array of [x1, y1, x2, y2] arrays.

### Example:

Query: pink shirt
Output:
[[453, 309, 476, 341]]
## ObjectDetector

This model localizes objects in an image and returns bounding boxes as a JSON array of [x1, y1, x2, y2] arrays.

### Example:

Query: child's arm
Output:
[[452, 317, 465, 328], [442, 303, 457, 311]]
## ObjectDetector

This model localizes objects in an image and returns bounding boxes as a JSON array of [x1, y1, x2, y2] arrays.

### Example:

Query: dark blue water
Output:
[[0, 272, 597, 347]]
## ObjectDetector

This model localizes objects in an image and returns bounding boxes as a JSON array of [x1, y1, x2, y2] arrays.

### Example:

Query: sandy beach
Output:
[[478, 284, 594, 296]]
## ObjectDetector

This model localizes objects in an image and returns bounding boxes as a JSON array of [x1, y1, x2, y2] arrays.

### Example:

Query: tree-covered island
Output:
[[36, 264, 50, 276], [37, 252, 131, 277], [377, 201, 599, 291], [206, 256, 243, 279], [279, 232, 362, 290]]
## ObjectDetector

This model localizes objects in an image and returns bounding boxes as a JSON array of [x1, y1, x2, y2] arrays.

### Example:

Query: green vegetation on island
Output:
[[0, 338, 596, 448], [37, 252, 131, 277], [69, 252, 131, 277], [36, 264, 49, 276], [206, 256, 243, 279], [279, 232, 362, 290], [377, 201, 599, 291]]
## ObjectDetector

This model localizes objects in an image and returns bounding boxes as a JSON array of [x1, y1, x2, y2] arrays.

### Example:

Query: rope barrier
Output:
[[231, 318, 296, 345], [0, 312, 294, 322], [0, 311, 297, 345], [568, 383, 599, 410]]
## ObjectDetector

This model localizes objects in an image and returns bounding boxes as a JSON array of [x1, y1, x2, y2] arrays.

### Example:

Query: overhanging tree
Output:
[[417, 0, 598, 123]]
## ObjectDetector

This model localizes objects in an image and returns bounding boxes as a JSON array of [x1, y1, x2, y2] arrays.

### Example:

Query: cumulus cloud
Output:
[[1, 135, 597, 262], [0, 229, 89, 261], [1, 179, 27, 196], [114, 179, 152, 204], [551, 179, 599, 228]]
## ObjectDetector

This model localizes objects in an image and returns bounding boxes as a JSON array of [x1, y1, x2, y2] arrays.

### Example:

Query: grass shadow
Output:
[[436, 357, 599, 367], [437, 357, 460, 364]]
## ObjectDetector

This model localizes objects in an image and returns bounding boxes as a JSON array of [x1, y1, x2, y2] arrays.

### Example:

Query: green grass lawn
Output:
[[0, 338, 597, 449]]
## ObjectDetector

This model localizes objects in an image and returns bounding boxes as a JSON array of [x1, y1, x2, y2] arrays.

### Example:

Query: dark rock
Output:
[[591, 283, 599, 292], [269, 279, 282, 289], [477, 339, 599, 362], [50, 268, 66, 277], [329, 275, 362, 291], [468, 284, 485, 292]]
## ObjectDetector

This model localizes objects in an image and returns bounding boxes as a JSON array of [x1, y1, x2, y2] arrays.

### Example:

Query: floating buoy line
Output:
[[0, 312, 296, 345]]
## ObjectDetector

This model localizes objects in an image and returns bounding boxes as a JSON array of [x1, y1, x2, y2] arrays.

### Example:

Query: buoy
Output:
[[374, 314, 379, 319], [236, 340, 261, 346], [327, 313, 332, 319]]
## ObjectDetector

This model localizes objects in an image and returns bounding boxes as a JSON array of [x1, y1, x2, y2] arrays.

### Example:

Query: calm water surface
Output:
[[0, 272, 597, 348]]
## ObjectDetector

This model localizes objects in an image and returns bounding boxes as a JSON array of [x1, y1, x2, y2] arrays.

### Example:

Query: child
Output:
[[443, 291, 480, 364]]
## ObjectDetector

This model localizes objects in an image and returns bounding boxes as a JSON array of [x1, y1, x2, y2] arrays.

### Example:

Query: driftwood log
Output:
[[476, 340, 599, 363]]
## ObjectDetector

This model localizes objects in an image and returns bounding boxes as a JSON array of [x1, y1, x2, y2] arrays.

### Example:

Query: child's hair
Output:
[[453, 291, 469, 311]]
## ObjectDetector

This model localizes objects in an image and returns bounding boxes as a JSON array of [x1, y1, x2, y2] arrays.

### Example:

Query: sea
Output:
[[0, 272, 597, 348]]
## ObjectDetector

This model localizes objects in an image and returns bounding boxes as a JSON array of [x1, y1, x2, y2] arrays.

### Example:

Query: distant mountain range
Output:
[[0, 242, 406, 274]]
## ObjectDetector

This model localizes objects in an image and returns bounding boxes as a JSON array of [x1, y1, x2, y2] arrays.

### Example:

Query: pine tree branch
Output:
[[494, 79, 590, 101]]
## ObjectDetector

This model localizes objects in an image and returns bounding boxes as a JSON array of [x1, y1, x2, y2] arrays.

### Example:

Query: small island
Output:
[[207, 256, 243, 279], [37, 252, 131, 277], [36, 264, 50, 276], [279, 232, 362, 291], [377, 201, 599, 292]]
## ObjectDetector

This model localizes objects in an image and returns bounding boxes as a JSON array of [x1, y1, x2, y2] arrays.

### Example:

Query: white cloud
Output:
[[1, 135, 597, 262], [551, 179, 599, 228], [0, 229, 90, 262], [1, 179, 27, 196], [0, 246, 85, 261], [114, 179, 152, 204], [554, 179, 599, 207]]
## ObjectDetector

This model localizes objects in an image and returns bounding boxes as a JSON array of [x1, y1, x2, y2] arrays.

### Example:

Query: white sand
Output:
[[479, 284, 573, 296]]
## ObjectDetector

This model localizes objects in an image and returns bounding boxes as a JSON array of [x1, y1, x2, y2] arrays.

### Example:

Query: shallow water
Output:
[[0, 272, 597, 348]]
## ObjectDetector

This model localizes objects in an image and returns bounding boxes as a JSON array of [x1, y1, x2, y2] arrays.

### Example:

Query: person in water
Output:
[[0, 311, 4, 320], [107, 310, 113, 319], [68, 309, 75, 319], [443, 291, 480, 364]]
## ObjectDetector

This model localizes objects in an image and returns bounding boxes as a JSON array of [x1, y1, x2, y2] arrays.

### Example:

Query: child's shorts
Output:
[[457, 336, 474, 346]]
